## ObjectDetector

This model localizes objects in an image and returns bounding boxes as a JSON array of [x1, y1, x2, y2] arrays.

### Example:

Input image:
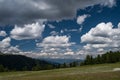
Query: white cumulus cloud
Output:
[[0, 37, 11, 48], [37, 35, 75, 48], [35, 35, 78, 59], [0, 31, 7, 37], [77, 14, 90, 25], [81, 22, 120, 55], [11, 22, 45, 40], [0, 37, 21, 54]]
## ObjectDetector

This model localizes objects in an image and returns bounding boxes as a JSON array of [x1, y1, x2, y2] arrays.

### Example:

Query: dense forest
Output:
[[81, 51, 120, 65], [0, 53, 56, 72]]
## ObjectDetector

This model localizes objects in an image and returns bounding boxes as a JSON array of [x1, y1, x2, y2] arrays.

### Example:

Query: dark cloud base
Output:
[[0, 0, 116, 25]]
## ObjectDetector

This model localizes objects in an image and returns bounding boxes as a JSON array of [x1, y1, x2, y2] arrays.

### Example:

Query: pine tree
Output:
[[0, 65, 5, 72], [63, 63, 67, 68]]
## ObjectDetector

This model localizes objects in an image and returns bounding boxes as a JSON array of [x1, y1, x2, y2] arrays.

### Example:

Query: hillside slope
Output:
[[0, 54, 54, 71]]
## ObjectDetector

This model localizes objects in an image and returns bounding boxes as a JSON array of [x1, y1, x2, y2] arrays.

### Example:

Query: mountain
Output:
[[0, 54, 55, 71], [43, 58, 84, 64]]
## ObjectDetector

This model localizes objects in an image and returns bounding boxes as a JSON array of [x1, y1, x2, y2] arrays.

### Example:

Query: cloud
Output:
[[50, 31, 59, 36], [118, 23, 120, 28], [0, 37, 11, 48], [64, 29, 78, 32], [100, 0, 116, 7], [0, 0, 116, 25], [0, 37, 21, 54], [37, 35, 75, 48], [48, 24, 55, 29], [81, 22, 120, 55], [35, 35, 78, 59], [7, 46, 20, 53], [10, 22, 45, 40], [0, 31, 7, 37], [64, 51, 74, 55], [3, 46, 21, 54], [77, 14, 90, 25]]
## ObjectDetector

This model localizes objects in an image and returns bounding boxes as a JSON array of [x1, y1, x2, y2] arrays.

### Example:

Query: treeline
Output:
[[56, 61, 79, 68], [0, 54, 56, 72], [0, 53, 81, 72], [81, 51, 120, 65]]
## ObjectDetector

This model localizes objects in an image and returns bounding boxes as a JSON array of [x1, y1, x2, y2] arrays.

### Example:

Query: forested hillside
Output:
[[81, 51, 120, 65], [0, 53, 55, 72]]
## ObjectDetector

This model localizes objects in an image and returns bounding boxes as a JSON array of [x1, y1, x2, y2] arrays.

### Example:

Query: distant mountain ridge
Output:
[[43, 58, 84, 64]]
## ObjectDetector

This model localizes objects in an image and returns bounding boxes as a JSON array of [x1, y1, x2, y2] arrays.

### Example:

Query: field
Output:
[[0, 63, 120, 80]]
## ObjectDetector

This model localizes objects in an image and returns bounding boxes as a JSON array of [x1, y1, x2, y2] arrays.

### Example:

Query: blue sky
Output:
[[0, 0, 120, 59]]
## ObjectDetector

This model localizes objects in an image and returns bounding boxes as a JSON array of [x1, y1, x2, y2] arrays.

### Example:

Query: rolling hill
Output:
[[0, 54, 55, 71]]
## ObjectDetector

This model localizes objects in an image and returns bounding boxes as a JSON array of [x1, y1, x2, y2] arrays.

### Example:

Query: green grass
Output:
[[0, 62, 120, 80]]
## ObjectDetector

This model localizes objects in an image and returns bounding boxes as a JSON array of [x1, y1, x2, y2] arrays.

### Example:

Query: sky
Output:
[[0, 0, 120, 59]]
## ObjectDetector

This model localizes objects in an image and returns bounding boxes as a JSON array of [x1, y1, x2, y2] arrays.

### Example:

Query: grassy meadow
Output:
[[0, 62, 120, 80]]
